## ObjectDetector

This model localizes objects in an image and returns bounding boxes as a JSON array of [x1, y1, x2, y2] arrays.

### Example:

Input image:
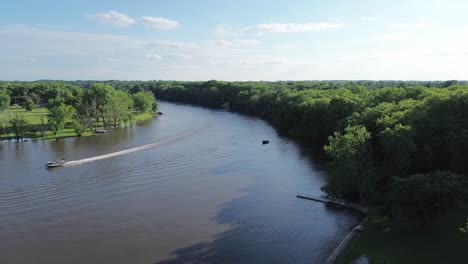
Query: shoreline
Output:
[[0, 111, 155, 142]]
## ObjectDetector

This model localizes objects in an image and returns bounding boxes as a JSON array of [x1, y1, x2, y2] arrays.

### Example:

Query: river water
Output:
[[0, 102, 359, 264]]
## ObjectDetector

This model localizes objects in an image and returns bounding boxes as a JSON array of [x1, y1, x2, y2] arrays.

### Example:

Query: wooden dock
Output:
[[296, 193, 368, 214], [296, 192, 369, 263]]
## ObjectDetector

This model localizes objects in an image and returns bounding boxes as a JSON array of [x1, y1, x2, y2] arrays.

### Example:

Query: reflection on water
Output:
[[0, 102, 359, 264]]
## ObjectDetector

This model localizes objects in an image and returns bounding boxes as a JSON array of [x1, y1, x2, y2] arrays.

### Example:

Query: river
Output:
[[0, 101, 359, 264]]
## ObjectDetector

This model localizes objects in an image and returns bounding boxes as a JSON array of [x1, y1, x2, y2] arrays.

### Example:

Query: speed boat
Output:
[[46, 159, 67, 168]]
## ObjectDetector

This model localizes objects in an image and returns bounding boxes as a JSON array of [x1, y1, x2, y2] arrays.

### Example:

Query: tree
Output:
[[108, 90, 132, 128], [75, 89, 96, 131], [389, 171, 468, 225], [133, 91, 156, 113], [23, 98, 36, 111], [323, 125, 372, 201], [47, 103, 75, 135], [46, 97, 65, 110], [71, 119, 85, 136], [39, 115, 47, 137], [8, 112, 29, 141], [442, 80, 458, 88], [90, 83, 115, 124], [379, 124, 416, 177], [0, 121, 5, 140], [0, 91, 10, 111], [127, 112, 135, 128]]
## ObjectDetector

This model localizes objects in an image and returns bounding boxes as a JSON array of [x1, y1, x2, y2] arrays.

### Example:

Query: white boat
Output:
[[46, 159, 67, 168]]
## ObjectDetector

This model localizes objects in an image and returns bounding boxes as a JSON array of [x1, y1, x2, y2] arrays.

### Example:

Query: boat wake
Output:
[[64, 122, 206, 167]]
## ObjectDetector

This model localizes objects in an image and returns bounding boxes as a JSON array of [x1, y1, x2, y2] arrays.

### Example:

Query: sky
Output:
[[1, 0, 468, 81]]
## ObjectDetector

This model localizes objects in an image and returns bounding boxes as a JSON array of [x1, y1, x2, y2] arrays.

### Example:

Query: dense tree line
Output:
[[0, 83, 157, 140]]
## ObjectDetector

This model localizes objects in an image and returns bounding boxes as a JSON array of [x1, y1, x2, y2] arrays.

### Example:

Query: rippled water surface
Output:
[[0, 102, 359, 264]]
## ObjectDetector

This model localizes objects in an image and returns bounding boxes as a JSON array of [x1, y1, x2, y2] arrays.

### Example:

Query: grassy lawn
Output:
[[0, 107, 48, 125], [1, 107, 156, 140], [134, 112, 154, 122], [338, 210, 468, 264]]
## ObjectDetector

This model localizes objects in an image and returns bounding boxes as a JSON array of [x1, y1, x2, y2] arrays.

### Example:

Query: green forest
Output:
[[0, 82, 157, 140]]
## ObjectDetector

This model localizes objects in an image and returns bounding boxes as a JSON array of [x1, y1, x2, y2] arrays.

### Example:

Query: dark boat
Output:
[[262, 140, 269, 145], [157, 111, 164, 115]]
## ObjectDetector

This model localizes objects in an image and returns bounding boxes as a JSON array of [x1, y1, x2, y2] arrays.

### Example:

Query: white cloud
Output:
[[207, 39, 233, 47], [232, 39, 261, 45], [140, 16, 179, 30], [374, 33, 409, 41], [214, 25, 243, 37], [150, 40, 187, 49], [207, 39, 261, 47], [241, 22, 343, 35], [86, 10, 136, 27], [167, 53, 192, 59], [4, 24, 468, 81], [240, 56, 286, 66], [424, 51, 468, 58], [145, 53, 163, 60]]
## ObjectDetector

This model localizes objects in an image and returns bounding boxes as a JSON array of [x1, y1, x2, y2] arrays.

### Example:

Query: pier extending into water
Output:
[[296, 193, 369, 264], [296, 193, 368, 214]]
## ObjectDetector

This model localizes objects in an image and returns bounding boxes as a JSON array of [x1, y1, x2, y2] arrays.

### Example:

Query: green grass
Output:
[[134, 111, 154, 122], [338, 210, 468, 264], [0, 107, 48, 125], [1, 107, 156, 140]]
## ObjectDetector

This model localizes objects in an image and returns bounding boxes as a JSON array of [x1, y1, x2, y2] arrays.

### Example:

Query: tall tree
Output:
[[108, 90, 132, 128], [90, 83, 115, 124], [47, 103, 75, 135], [0, 91, 10, 111], [323, 125, 372, 201], [8, 112, 29, 141], [39, 115, 47, 137], [23, 98, 36, 111], [132, 91, 156, 113], [75, 89, 96, 131]]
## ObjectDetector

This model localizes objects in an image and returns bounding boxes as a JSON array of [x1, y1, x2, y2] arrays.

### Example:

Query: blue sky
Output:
[[1, 0, 468, 80]]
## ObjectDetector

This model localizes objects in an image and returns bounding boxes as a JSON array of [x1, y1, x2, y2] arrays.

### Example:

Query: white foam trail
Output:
[[64, 123, 205, 167]]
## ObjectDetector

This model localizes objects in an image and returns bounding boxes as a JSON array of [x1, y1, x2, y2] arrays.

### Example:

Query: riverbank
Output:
[[337, 209, 468, 264], [296, 193, 467, 264], [0, 108, 155, 141]]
